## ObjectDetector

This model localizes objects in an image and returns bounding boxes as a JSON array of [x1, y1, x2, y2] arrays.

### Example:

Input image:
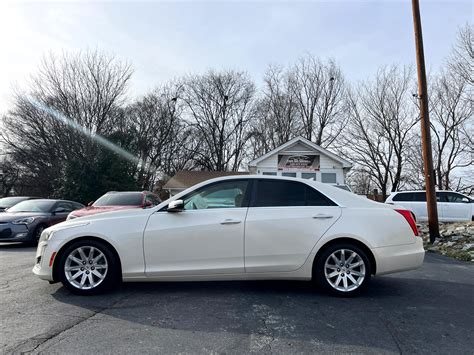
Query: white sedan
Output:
[[33, 176, 424, 297]]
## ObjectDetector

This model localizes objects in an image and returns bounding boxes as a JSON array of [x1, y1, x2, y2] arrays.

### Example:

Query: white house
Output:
[[248, 136, 352, 185]]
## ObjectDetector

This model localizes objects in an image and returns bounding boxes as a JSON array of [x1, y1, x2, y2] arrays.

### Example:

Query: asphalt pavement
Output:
[[1, 243, 473, 354]]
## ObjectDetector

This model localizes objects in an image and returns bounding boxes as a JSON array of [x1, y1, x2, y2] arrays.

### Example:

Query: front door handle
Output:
[[312, 214, 334, 219], [220, 218, 242, 225]]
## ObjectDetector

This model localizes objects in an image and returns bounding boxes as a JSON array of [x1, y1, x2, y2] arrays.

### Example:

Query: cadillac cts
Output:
[[33, 176, 424, 296]]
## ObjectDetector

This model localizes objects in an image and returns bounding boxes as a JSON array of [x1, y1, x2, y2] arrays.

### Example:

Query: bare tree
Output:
[[289, 55, 347, 147], [341, 66, 419, 199], [430, 67, 473, 190], [345, 168, 376, 196], [0, 155, 20, 196], [251, 65, 300, 157], [182, 70, 256, 171], [449, 24, 473, 86], [1, 50, 133, 201], [125, 83, 191, 189]]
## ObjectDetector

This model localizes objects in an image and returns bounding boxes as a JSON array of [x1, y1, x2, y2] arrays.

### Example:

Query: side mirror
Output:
[[144, 200, 153, 208], [53, 207, 67, 214], [167, 199, 184, 212]]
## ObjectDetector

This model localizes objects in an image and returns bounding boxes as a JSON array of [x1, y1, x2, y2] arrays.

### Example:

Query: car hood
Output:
[[0, 212, 49, 222], [70, 205, 141, 217], [63, 206, 154, 224]]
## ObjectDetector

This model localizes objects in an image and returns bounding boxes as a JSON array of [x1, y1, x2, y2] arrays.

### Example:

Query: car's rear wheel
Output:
[[314, 243, 371, 297], [58, 239, 120, 295]]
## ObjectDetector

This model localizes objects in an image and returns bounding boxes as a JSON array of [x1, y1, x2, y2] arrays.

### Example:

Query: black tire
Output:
[[57, 239, 120, 295], [25, 224, 46, 246], [33, 225, 45, 243], [314, 243, 371, 297]]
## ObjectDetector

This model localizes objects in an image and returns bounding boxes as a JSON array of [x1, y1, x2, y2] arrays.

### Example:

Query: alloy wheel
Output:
[[324, 248, 366, 292], [64, 246, 108, 290]]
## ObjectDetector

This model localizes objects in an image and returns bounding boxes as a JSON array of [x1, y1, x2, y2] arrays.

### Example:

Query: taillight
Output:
[[395, 209, 419, 236]]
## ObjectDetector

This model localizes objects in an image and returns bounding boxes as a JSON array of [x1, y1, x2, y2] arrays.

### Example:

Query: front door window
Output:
[[183, 180, 249, 210]]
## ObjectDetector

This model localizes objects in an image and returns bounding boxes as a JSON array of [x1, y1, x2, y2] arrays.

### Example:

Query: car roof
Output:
[[165, 174, 380, 209], [15, 198, 82, 204], [390, 190, 465, 194], [105, 191, 154, 194], [0, 196, 38, 199]]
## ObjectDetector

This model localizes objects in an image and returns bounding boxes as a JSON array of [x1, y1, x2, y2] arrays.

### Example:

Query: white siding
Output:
[[255, 155, 278, 170], [281, 142, 313, 153], [320, 155, 343, 169], [248, 138, 350, 185]]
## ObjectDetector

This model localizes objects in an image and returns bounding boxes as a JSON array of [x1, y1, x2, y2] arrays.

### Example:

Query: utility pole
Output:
[[411, 0, 439, 243]]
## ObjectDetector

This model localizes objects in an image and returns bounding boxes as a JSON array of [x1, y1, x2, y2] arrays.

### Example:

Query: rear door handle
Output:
[[312, 214, 334, 219], [220, 218, 241, 225]]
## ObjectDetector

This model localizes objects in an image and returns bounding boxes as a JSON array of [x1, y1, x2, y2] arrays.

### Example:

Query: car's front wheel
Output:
[[32, 225, 45, 244], [57, 239, 120, 295], [314, 243, 371, 297]]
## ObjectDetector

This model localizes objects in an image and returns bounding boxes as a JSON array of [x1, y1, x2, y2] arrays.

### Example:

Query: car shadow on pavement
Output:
[[47, 275, 474, 354]]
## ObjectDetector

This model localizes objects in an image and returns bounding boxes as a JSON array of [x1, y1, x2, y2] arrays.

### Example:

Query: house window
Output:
[[301, 173, 316, 180], [282, 172, 297, 178], [321, 173, 337, 184], [262, 172, 277, 176]]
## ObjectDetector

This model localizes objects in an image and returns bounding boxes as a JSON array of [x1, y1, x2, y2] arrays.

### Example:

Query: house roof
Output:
[[164, 170, 249, 190], [248, 136, 352, 169]]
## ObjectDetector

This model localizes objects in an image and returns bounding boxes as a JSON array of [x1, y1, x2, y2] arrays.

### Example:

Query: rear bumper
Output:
[[372, 237, 425, 275]]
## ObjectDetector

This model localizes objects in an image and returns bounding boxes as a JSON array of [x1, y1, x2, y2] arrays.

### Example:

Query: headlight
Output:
[[39, 222, 90, 243], [39, 230, 53, 243], [12, 217, 37, 225]]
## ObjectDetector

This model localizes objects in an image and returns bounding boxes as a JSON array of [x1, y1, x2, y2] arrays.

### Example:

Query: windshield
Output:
[[0, 197, 29, 208], [93, 193, 143, 207], [7, 200, 55, 213]]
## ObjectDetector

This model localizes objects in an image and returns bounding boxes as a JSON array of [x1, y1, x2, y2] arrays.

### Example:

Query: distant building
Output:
[[164, 170, 249, 197], [164, 137, 352, 196], [248, 136, 352, 184]]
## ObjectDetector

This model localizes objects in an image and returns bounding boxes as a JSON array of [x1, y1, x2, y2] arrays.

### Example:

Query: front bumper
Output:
[[0, 223, 34, 242], [373, 237, 425, 275], [32, 240, 56, 281]]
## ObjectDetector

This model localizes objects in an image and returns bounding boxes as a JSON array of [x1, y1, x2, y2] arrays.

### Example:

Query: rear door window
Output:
[[413, 192, 426, 202], [253, 180, 336, 207]]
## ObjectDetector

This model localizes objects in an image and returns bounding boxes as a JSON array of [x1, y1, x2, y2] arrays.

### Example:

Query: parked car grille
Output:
[[0, 228, 12, 239]]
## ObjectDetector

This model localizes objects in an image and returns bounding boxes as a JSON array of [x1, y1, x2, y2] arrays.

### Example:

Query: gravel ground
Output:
[[419, 222, 474, 262], [1, 242, 473, 354]]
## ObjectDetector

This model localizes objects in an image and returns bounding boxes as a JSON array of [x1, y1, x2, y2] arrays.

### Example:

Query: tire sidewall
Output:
[[57, 239, 119, 295], [314, 243, 371, 297], [33, 225, 45, 243]]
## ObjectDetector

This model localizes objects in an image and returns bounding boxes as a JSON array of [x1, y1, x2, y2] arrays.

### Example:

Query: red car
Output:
[[67, 191, 160, 220]]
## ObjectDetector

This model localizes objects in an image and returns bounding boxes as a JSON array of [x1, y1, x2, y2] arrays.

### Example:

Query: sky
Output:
[[0, 0, 472, 112]]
